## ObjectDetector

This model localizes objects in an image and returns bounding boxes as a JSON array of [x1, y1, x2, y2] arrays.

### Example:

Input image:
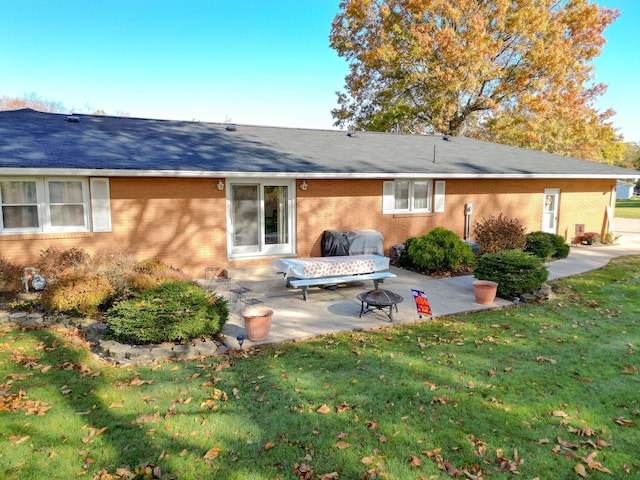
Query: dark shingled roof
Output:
[[0, 108, 637, 179]]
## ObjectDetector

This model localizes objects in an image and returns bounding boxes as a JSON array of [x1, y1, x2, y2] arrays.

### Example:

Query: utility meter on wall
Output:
[[465, 203, 473, 215]]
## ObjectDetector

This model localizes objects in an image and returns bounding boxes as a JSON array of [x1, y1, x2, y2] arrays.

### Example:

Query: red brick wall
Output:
[[295, 178, 615, 257], [1, 176, 615, 278], [0, 177, 227, 279]]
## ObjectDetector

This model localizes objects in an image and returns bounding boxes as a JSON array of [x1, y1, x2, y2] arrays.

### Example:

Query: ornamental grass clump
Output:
[[474, 249, 549, 298], [404, 227, 474, 274], [106, 281, 228, 345], [0, 256, 23, 291], [39, 270, 115, 317]]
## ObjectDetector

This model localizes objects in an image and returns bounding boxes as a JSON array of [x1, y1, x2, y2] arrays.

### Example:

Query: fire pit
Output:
[[357, 289, 403, 322]]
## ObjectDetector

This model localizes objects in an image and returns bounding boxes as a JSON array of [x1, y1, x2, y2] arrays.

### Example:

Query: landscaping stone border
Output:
[[0, 310, 228, 365]]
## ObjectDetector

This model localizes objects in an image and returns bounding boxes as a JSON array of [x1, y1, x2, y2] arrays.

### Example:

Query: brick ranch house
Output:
[[1, 108, 637, 279]]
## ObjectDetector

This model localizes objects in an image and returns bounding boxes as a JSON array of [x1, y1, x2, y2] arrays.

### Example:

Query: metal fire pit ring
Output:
[[357, 289, 403, 322]]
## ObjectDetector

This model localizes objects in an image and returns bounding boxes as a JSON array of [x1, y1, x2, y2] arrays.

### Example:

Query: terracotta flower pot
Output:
[[473, 280, 498, 305], [242, 307, 274, 342]]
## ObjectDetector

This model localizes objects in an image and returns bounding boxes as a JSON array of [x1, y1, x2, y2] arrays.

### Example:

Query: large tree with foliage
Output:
[[330, 0, 623, 162]]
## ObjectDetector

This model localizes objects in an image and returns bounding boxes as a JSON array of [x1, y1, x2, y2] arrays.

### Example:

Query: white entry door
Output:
[[542, 189, 560, 234]]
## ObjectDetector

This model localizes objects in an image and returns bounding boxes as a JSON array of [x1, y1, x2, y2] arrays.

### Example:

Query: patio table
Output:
[[271, 254, 389, 279]]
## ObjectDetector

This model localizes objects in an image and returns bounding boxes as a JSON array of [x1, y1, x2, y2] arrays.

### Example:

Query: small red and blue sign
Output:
[[412, 289, 432, 318]]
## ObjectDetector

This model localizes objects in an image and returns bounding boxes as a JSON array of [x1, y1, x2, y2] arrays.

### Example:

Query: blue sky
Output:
[[2, 1, 638, 142]]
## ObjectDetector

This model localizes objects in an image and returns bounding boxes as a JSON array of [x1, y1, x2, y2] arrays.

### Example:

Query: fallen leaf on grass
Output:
[[336, 441, 351, 449], [537, 356, 557, 364], [316, 404, 331, 414], [316, 473, 339, 480], [581, 452, 612, 474], [613, 416, 637, 427], [203, 447, 221, 459], [574, 464, 587, 477], [408, 454, 421, 466], [11, 435, 30, 445], [294, 463, 314, 479], [557, 437, 579, 450], [135, 411, 160, 424], [549, 410, 569, 418], [264, 441, 275, 451]]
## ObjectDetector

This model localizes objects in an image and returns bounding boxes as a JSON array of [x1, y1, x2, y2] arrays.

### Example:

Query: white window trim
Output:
[[383, 180, 445, 214], [0, 176, 111, 234]]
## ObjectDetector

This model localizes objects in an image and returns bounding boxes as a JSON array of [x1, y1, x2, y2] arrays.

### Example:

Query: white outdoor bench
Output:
[[289, 271, 397, 301]]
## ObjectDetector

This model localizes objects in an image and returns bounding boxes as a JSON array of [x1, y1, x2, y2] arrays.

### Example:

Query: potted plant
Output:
[[472, 280, 498, 305], [242, 307, 274, 341]]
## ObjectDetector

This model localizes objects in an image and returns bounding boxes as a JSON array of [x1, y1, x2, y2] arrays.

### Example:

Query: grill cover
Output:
[[321, 230, 350, 257], [347, 230, 384, 256]]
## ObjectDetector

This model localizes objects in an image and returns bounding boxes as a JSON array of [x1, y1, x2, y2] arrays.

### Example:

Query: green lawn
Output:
[[1, 256, 640, 479], [616, 197, 640, 219]]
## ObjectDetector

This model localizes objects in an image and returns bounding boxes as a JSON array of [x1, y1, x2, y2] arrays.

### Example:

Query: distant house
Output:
[[1, 108, 638, 278], [616, 180, 635, 200]]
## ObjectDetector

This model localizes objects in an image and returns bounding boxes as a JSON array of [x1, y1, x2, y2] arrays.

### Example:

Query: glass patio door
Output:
[[228, 181, 293, 257]]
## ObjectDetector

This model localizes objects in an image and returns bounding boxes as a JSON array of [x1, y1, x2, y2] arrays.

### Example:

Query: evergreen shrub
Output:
[[406, 227, 474, 274], [474, 249, 549, 298], [106, 281, 229, 345], [525, 231, 570, 260]]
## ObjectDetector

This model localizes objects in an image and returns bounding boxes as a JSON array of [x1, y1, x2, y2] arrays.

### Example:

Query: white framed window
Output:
[[0, 176, 111, 234], [383, 180, 445, 214]]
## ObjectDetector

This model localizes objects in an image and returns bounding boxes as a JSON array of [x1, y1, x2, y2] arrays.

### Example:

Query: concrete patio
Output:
[[217, 218, 640, 350]]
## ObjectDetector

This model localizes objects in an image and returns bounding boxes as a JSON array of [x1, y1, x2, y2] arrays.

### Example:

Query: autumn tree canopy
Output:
[[0, 93, 67, 113], [330, 0, 623, 162]]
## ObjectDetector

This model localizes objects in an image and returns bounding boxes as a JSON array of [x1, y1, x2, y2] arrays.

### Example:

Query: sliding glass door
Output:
[[228, 180, 294, 257]]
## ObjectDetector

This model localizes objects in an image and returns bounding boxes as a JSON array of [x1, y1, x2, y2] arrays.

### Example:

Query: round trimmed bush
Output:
[[406, 227, 474, 274], [550, 234, 570, 258], [106, 281, 228, 345], [474, 249, 549, 298], [525, 231, 570, 260]]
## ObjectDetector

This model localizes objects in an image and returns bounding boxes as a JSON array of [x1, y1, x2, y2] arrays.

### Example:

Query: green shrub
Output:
[[474, 249, 549, 298], [551, 234, 570, 258], [525, 231, 570, 260], [406, 228, 474, 274], [473, 214, 526, 255], [106, 281, 228, 345], [40, 271, 115, 317], [582, 232, 601, 245], [396, 237, 417, 269], [524, 232, 555, 260], [0, 257, 23, 292]]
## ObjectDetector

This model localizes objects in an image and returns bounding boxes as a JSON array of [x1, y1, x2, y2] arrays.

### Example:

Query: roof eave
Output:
[[0, 168, 637, 181]]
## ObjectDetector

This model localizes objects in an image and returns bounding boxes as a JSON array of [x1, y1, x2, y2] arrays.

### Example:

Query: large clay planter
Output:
[[242, 307, 274, 341], [473, 280, 498, 305]]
